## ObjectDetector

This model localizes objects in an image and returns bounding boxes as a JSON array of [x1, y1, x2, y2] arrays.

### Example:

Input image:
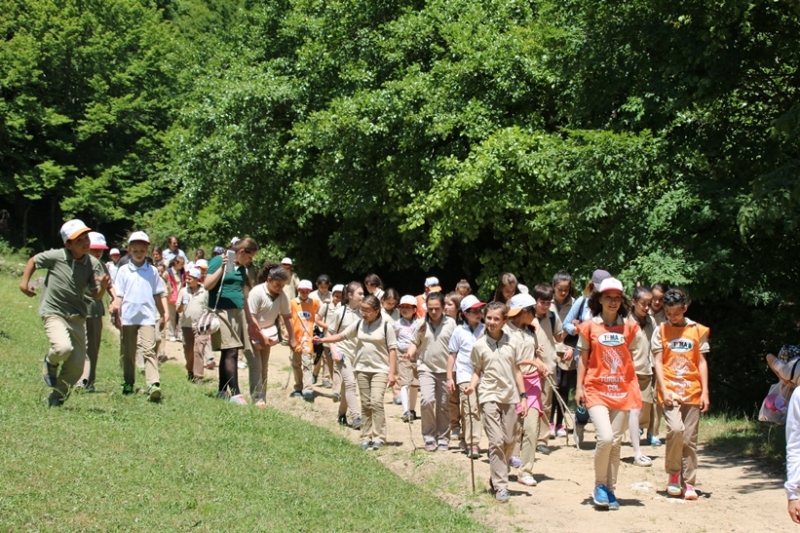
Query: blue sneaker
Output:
[[289, 391, 302, 398], [648, 434, 662, 446], [303, 390, 314, 402], [593, 484, 610, 508], [607, 490, 620, 510]]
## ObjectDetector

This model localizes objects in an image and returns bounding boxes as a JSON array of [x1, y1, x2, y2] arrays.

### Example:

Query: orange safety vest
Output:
[[657, 322, 709, 405], [578, 319, 642, 411], [290, 298, 320, 353], [415, 294, 427, 319]]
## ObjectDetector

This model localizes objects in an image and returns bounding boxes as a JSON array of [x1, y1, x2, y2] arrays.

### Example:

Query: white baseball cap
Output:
[[188, 268, 203, 279], [60, 219, 91, 243], [128, 231, 150, 245], [281, 257, 293, 265], [109, 247, 121, 256], [424, 276, 440, 288], [88, 232, 108, 250], [399, 295, 417, 307], [332, 284, 344, 293], [598, 277, 624, 293], [195, 258, 209, 270], [507, 293, 536, 317], [460, 295, 486, 313], [518, 283, 529, 294], [230, 236, 240, 246], [298, 279, 313, 290]]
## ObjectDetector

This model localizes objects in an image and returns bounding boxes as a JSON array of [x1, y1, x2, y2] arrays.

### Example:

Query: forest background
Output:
[[2, 0, 799, 414]]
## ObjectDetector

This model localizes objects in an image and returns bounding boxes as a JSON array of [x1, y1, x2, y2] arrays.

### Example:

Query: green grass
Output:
[[701, 413, 787, 472], [0, 265, 489, 533]]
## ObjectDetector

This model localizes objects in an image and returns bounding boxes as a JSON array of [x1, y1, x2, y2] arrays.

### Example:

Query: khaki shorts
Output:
[[211, 308, 246, 350], [638, 373, 655, 404], [397, 355, 419, 387]]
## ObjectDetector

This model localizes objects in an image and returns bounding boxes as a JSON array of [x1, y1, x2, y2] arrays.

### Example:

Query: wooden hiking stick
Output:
[[544, 373, 575, 447], [466, 391, 476, 493]]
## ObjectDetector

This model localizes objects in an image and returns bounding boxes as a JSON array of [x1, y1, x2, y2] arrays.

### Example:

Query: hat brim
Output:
[[89, 244, 109, 250], [507, 307, 523, 317], [66, 227, 91, 242], [428, 285, 442, 292]]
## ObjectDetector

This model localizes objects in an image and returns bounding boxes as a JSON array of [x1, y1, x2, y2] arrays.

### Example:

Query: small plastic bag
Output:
[[759, 382, 793, 424]]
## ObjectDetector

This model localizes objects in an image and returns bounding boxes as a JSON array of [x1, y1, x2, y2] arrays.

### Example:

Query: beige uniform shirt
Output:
[[470, 332, 524, 405], [248, 283, 291, 327], [503, 322, 539, 375], [533, 311, 563, 373], [415, 316, 456, 374], [627, 313, 656, 375], [341, 315, 397, 374], [179, 285, 207, 328]]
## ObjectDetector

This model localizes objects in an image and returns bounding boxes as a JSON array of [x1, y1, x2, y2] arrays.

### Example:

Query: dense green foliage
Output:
[[2, 0, 799, 411]]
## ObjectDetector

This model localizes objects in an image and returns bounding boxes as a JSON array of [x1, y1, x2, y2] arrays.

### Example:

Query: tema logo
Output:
[[598, 333, 625, 347], [668, 338, 694, 353], [298, 311, 313, 320]]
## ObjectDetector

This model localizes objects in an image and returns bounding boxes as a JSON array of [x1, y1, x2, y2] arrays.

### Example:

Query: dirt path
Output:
[[163, 340, 789, 532]]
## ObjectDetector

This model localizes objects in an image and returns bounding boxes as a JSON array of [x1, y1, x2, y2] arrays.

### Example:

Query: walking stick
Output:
[[466, 391, 476, 494], [544, 373, 575, 447]]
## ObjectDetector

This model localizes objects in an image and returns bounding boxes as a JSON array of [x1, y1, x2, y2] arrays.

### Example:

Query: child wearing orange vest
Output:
[[575, 278, 643, 510], [290, 280, 323, 402], [652, 288, 710, 501]]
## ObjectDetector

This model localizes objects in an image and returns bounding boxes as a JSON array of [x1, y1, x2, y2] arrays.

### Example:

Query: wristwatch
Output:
[[519, 393, 528, 399]]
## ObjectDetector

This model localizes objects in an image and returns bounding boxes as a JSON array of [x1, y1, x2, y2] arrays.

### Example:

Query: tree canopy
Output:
[[2, 0, 800, 411]]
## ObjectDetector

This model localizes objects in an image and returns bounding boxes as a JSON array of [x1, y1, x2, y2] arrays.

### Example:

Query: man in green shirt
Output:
[[19, 219, 110, 406]]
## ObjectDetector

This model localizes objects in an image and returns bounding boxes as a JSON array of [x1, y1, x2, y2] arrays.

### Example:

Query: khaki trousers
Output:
[[121, 325, 159, 387], [336, 359, 359, 419], [182, 327, 207, 380], [79, 316, 103, 387], [458, 383, 482, 446], [419, 372, 450, 445], [355, 371, 388, 444], [449, 386, 462, 436], [43, 315, 87, 399], [662, 403, 700, 485], [291, 351, 314, 393], [245, 345, 271, 401], [520, 410, 544, 477], [482, 402, 517, 492], [588, 405, 628, 491]]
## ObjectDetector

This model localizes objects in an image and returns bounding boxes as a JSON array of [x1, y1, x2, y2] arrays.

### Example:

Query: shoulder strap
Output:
[[549, 311, 555, 333], [335, 306, 347, 333], [791, 359, 800, 382]]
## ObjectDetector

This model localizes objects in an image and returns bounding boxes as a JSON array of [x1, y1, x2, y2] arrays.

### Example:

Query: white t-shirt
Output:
[[448, 322, 485, 384], [115, 261, 165, 326]]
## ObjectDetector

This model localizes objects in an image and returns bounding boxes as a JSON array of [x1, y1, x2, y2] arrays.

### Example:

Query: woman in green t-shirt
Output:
[[204, 237, 260, 405]]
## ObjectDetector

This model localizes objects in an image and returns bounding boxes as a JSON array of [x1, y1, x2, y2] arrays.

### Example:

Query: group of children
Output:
[[22, 221, 711, 509]]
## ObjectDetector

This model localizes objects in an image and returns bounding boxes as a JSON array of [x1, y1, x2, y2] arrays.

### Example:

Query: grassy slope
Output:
[[0, 264, 487, 533]]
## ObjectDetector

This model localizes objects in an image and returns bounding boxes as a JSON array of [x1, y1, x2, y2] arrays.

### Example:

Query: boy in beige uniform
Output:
[[531, 284, 564, 452], [465, 301, 528, 503], [19, 219, 110, 406]]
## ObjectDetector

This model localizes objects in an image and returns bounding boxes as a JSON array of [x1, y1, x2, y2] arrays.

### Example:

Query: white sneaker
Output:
[[237, 361, 247, 369], [519, 474, 537, 487], [556, 425, 567, 437], [229, 394, 247, 406], [169, 336, 177, 342]]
